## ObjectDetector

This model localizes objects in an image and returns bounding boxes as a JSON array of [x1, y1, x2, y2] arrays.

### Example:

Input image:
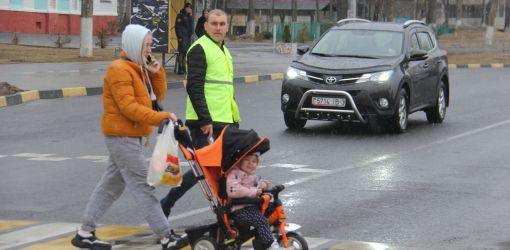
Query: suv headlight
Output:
[[356, 70, 394, 84], [286, 67, 307, 80]]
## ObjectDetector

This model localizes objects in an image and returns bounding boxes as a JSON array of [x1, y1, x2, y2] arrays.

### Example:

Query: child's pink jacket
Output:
[[226, 166, 264, 211]]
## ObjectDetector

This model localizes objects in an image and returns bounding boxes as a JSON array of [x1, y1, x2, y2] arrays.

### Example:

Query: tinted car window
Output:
[[417, 32, 434, 51], [311, 29, 403, 57], [410, 34, 420, 50]]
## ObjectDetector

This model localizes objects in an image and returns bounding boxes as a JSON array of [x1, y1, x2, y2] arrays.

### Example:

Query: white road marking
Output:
[[76, 155, 109, 163], [12, 153, 54, 158], [271, 163, 308, 168], [27, 157, 71, 161], [0, 222, 79, 250], [306, 237, 332, 248], [292, 168, 331, 173], [0, 155, 7, 158], [12, 153, 71, 161]]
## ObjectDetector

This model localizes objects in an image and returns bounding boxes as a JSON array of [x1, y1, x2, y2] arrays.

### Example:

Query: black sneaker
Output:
[[71, 231, 112, 250], [161, 233, 188, 250]]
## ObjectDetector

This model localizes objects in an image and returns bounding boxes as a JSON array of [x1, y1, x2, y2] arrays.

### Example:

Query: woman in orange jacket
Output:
[[71, 24, 186, 250]]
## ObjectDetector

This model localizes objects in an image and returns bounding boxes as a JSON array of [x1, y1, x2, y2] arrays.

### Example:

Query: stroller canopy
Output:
[[220, 126, 270, 172]]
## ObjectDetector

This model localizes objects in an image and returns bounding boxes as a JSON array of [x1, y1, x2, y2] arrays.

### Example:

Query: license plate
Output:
[[311, 97, 346, 107]]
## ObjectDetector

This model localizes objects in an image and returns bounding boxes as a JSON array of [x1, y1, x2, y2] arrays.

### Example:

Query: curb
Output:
[[448, 63, 510, 69], [2, 62, 509, 108], [0, 73, 285, 108]]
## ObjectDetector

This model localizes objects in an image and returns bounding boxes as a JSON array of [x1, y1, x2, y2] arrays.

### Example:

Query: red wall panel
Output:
[[0, 10, 117, 35]]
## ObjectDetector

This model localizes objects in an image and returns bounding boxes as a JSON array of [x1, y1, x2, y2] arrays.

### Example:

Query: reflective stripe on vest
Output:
[[185, 36, 241, 123]]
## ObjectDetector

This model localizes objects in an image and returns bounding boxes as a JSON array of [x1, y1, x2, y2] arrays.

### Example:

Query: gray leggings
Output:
[[81, 136, 171, 238]]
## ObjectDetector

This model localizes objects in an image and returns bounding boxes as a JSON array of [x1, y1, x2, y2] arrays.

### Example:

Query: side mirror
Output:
[[408, 49, 428, 61], [297, 45, 310, 55]]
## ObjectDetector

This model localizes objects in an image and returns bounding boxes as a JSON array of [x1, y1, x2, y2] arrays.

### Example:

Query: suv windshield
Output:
[[311, 29, 404, 58]]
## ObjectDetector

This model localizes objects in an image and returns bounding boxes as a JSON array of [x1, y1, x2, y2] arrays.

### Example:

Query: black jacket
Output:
[[185, 35, 235, 129], [175, 9, 193, 40], [195, 16, 206, 38]]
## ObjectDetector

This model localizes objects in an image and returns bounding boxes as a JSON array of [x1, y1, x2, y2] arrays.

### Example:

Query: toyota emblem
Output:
[[324, 76, 337, 84]]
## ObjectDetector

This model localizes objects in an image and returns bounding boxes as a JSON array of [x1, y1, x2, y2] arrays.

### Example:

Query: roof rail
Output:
[[336, 18, 371, 26], [403, 20, 426, 28]]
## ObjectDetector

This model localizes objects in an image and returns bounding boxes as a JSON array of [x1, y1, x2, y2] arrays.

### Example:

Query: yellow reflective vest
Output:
[[185, 36, 241, 123]]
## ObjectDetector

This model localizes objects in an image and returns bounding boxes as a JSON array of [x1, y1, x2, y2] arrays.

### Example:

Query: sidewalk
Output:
[[0, 43, 292, 92]]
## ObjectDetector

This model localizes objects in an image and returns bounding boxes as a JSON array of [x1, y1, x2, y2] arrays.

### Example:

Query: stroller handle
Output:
[[229, 185, 285, 205], [230, 197, 265, 205]]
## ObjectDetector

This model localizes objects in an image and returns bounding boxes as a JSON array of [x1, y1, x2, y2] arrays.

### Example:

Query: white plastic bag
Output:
[[147, 122, 183, 187]]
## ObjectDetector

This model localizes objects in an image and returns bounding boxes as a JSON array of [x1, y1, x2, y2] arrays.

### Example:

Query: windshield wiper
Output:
[[332, 54, 379, 59], [310, 52, 333, 57]]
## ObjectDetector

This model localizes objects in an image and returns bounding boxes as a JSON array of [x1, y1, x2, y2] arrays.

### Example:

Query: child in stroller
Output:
[[170, 122, 308, 250], [226, 152, 279, 249]]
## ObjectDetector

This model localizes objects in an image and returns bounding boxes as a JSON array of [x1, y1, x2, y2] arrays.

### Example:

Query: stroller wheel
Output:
[[278, 232, 308, 250], [192, 236, 218, 250]]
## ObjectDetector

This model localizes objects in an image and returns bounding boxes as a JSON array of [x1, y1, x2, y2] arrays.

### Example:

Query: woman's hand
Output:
[[146, 58, 161, 73], [168, 112, 177, 122]]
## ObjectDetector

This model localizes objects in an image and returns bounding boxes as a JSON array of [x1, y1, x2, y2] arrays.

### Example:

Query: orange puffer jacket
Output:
[[101, 56, 170, 137]]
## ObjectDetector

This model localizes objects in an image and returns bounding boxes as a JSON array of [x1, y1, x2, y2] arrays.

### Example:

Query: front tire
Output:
[[425, 80, 447, 124], [284, 112, 306, 130], [392, 88, 408, 133], [192, 236, 218, 250], [277, 232, 308, 250]]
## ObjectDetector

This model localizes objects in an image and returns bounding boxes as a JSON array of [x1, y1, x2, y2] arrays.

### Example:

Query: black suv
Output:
[[281, 18, 449, 133]]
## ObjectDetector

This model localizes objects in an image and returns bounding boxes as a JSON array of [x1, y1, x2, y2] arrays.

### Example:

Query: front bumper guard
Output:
[[294, 89, 367, 124]]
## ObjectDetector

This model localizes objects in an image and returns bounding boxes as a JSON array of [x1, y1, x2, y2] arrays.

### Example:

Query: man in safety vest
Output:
[[160, 9, 240, 217]]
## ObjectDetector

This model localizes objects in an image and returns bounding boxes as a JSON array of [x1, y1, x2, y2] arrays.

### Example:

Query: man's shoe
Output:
[[160, 200, 171, 218], [161, 233, 188, 250], [71, 231, 111, 250]]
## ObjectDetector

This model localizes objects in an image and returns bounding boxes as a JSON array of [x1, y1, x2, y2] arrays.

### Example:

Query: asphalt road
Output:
[[1, 68, 510, 249]]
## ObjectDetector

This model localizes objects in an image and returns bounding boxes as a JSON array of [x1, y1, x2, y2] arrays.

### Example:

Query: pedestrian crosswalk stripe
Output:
[[0, 222, 79, 250], [19, 225, 147, 250], [0, 220, 397, 249], [0, 220, 36, 232]]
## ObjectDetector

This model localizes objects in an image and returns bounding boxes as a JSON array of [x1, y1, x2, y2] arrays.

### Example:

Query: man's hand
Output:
[[200, 124, 213, 139]]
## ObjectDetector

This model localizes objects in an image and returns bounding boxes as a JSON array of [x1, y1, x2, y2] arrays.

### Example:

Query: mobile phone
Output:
[[145, 54, 153, 65]]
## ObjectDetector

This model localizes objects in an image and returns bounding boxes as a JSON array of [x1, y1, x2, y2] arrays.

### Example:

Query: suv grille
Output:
[[306, 71, 363, 85]]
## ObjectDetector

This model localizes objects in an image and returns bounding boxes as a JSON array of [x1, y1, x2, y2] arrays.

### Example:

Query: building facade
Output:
[[0, 0, 117, 35]]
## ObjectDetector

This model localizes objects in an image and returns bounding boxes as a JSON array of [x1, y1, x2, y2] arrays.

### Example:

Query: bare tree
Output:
[[337, 0, 348, 20], [427, 0, 437, 26], [271, 0, 275, 25], [505, 0, 510, 32], [117, 0, 130, 32], [373, 0, 383, 21], [455, 0, 463, 28], [384, 0, 395, 22], [315, 0, 320, 22], [329, 0, 334, 21], [415, 0, 427, 21], [292, 0, 297, 22], [247, 0, 255, 35], [80, 0, 93, 57], [486, 0, 499, 45], [442, 0, 450, 25]]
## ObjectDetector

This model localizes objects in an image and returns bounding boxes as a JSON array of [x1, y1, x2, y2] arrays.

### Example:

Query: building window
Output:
[[35, 0, 48, 10], [57, 0, 69, 11], [100, 0, 111, 3], [9, 0, 23, 9], [36, 21, 42, 29]]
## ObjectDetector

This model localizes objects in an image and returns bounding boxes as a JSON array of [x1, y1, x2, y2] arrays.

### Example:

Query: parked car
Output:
[[280, 18, 449, 133]]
